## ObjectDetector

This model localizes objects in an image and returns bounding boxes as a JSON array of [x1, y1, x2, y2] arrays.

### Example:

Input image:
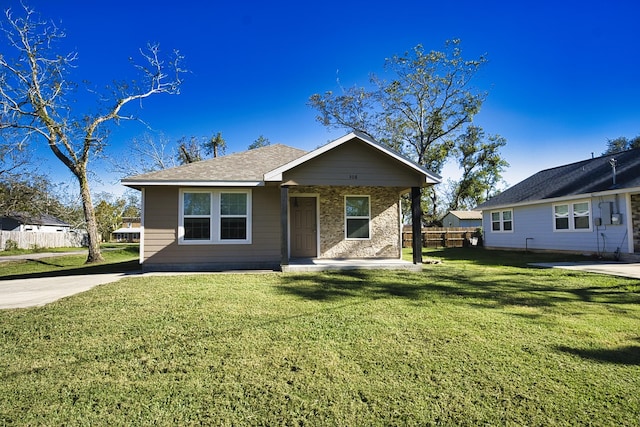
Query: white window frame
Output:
[[178, 189, 252, 245], [345, 195, 371, 240], [490, 209, 513, 233], [553, 200, 592, 232]]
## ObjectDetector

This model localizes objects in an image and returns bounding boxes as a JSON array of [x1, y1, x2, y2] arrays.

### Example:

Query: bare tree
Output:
[[0, 4, 184, 262], [111, 133, 178, 176]]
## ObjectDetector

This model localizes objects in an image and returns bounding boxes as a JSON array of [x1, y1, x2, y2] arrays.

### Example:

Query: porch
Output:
[[281, 258, 423, 273]]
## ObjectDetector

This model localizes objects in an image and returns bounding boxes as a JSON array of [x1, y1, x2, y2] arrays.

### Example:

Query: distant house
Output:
[[111, 217, 141, 243], [0, 213, 70, 233], [476, 148, 640, 257], [122, 132, 441, 271], [442, 210, 482, 228]]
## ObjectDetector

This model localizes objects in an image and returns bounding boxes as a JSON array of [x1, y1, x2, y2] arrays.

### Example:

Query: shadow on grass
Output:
[[278, 256, 640, 309], [0, 260, 141, 281], [556, 345, 640, 365], [422, 247, 591, 267]]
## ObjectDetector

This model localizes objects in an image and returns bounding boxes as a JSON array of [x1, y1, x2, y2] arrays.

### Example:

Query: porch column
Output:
[[411, 186, 422, 264], [280, 185, 289, 266]]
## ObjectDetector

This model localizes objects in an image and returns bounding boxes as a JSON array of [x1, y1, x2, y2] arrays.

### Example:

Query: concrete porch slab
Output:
[[281, 258, 422, 272]]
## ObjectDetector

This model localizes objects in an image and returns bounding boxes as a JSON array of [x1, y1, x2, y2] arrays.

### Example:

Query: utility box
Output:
[[611, 213, 622, 225]]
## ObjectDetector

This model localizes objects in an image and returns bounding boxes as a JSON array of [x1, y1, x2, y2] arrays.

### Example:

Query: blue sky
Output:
[[6, 0, 640, 196]]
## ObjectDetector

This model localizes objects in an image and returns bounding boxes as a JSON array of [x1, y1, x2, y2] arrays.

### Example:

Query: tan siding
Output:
[[142, 186, 281, 269], [283, 139, 423, 187]]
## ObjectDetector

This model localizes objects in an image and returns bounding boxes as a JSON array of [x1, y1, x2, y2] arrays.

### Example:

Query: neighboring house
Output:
[[111, 217, 142, 242], [122, 132, 441, 271], [442, 210, 482, 228], [0, 213, 71, 232], [476, 148, 640, 257]]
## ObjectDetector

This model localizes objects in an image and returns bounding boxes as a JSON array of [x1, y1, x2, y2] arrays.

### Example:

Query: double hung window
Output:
[[491, 210, 513, 232], [180, 190, 251, 244], [345, 196, 370, 239], [553, 201, 590, 231]]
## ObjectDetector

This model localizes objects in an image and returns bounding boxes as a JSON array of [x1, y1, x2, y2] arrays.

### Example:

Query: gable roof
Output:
[[264, 132, 441, 184], [122, 144, 307, 188], [3, 213, 70, 227], [122, 132, 441, 189], [477, 147, 640, 210], [444, 210, 482, 220]]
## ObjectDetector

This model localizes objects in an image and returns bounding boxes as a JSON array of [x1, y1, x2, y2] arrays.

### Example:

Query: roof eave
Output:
[[121, 180, 265, 189], [478, 186, 640, 211]]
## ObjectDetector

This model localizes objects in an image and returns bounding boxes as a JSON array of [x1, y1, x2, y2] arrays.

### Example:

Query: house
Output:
[[441, 210, 482, 228], [0, 213, 71, 232], [476, 148, 640, 257], [121, 132, 441, 271], [111, 217, 141, 242]]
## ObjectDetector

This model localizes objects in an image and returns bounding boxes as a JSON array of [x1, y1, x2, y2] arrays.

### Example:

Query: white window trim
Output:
[[178, 188, 252, 245], [345, 195, 371, 240], [490, 209, 514, 233], [553, 200, 592, 232]]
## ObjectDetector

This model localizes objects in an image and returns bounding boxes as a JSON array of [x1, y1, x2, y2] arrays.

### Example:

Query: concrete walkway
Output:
[[530, 261, 640, 279], [0, 250, 87, 263]]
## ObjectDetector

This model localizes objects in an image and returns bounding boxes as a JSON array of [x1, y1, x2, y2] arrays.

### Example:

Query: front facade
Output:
[[123, 133, 440, 271], [477, 148, 640, 257]]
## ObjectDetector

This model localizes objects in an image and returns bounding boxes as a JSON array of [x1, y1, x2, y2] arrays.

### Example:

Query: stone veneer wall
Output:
[[292, 186, 403, 258], [632, 194, 640, 252]]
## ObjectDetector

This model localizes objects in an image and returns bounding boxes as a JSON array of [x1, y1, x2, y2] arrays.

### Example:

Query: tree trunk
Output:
[[77, 171, 104, 263]]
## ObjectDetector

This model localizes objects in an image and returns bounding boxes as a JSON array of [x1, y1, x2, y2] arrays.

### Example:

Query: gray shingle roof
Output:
[[122, 144, 307, 184], [6, 213, 70, 227], [478, 147, 640, 209]]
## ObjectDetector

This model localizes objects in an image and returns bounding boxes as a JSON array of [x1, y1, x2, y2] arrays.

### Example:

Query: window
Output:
[[180, 189, 251, 244], [491, 209, 513, 232], [183, 192, 211, 240], [345, 196, 370, 239], [220, 192, 247, 240], [554, 201, 591, 231]]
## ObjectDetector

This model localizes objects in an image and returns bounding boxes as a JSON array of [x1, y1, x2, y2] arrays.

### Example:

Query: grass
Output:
[[0, 244, 140, 278], [1, 248, 639, 425]]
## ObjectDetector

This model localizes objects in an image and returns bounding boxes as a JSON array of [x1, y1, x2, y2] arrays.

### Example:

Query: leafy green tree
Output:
[[203, 132, 227, 158], [0, 172, 52, 217], [449, 126, 508, 210], [0, 4, 184, 262], [603, 136, 640, 154], [309, 40, 501, 222], [248, 135, 271, 150]]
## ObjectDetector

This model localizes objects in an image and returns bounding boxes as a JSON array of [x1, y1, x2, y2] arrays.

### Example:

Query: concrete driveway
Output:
[[0, 250, 140, 309], [531, 261, 640, 279], [0, 272, 136, 309]]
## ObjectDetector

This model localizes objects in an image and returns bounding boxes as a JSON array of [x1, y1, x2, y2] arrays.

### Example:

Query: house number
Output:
[[349, 174, 358, 180]]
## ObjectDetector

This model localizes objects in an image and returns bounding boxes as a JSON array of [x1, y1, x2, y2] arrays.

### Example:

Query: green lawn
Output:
[[0, 244, 140, 278], [1, 248, 639, 425]]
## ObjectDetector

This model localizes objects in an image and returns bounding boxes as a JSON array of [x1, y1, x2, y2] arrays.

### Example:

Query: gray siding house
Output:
[[476, 148, 640, 258], [122, 132, 440, 271]]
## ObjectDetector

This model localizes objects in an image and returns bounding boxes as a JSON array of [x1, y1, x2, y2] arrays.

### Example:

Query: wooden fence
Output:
[[0, 231, 87, 250], [402, 226, 480, 248]]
